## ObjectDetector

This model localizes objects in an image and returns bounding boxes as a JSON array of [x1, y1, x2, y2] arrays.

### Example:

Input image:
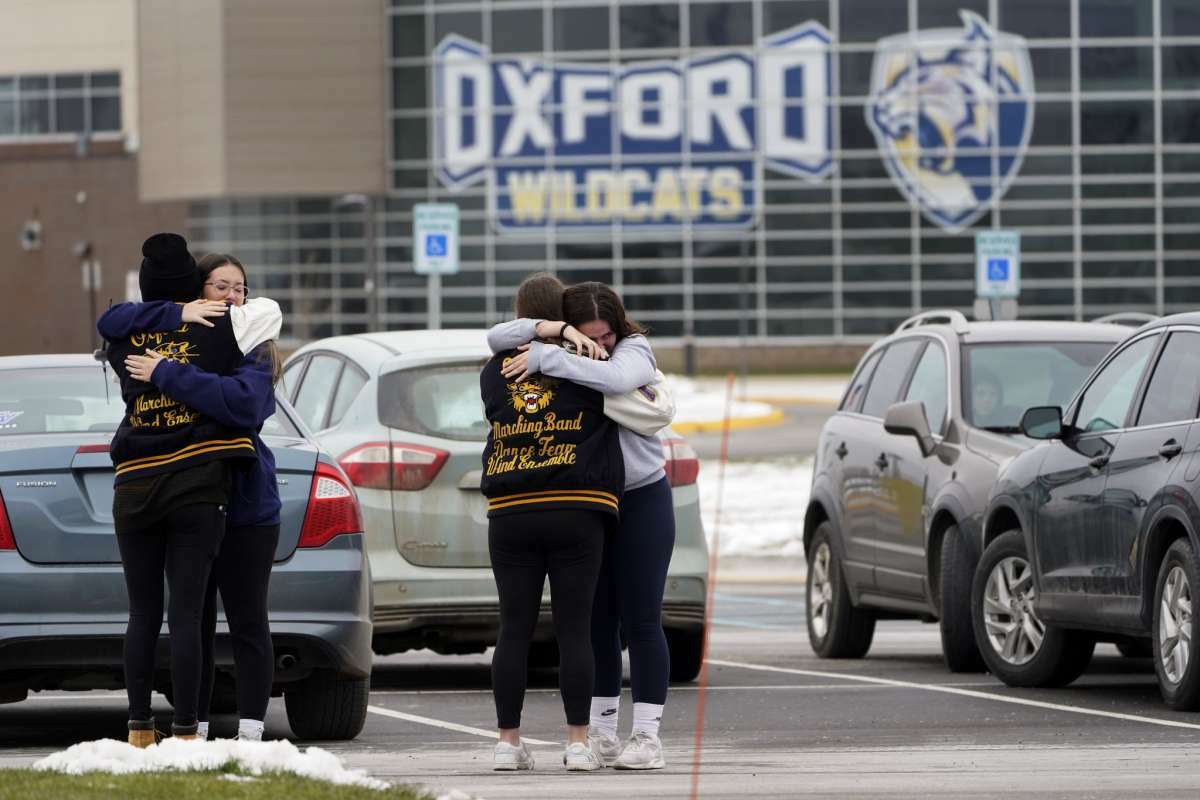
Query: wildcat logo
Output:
[[866, 11, 1035, 232], [509, 381, 555, 414]]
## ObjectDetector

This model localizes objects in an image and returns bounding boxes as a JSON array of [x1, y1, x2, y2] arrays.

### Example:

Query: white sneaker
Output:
[[493, 739, 535, 771], [613, 731, 666, 770], [563, 741, 604, 772], [587, 726, 622, 765]]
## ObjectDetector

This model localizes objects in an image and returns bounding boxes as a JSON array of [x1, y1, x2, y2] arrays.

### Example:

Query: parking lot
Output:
[[5, 580, 1200, 799]]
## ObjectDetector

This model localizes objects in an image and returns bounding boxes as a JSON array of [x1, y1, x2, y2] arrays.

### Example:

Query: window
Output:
[[903, 343, 948, 434], [861, 339, 923, 419], [379, 362, 489, 441], [1136, 332, 1200, 427], [280, 358, 306, 402], [1074, 335, 1159, 433], [0, 367, 122, 435], [842, 349, 882, 412], [0, 70, 121, 138], [328, 366, 367, 428], [292, 354, 343, 432]]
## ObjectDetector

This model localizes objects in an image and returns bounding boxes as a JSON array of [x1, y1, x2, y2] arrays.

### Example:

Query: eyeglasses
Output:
[[204, 281, 247, 297]]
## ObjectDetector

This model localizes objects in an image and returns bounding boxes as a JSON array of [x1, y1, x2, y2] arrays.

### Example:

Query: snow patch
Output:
[[33, 738, 389, 791], [699, 458, 813, 556], [665, 375, 777, 425]]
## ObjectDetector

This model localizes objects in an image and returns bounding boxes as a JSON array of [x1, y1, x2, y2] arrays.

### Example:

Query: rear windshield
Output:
[[0, 366, 123, 435], [963, 342, 1115, 430], [379, 361, 489, 441]]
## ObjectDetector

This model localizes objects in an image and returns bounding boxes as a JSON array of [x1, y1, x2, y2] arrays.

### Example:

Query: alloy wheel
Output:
[[982, 556, 1045, 666], [1159, 565, 1193, 685], [809, 542, 833, 640]]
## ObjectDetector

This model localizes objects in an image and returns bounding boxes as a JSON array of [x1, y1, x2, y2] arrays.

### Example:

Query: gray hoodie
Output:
[[486, 319, 667, 491]]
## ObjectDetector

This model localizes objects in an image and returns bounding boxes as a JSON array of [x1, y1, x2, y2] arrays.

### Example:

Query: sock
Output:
[[196, 722, 209, 740], [589, 696, 619, 738], [237, 719, 265, 741], [632, 702, 664, 738]]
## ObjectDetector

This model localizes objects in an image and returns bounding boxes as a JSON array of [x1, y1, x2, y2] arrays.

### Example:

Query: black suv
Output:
[[804, 311, 1126, 670], [976, 313, 1200, 708]]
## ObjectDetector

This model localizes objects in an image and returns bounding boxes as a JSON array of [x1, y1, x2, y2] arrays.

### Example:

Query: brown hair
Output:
[[561, 282, 646, 343], [514, 272, 565, 321], [196, 252, 283, 386]]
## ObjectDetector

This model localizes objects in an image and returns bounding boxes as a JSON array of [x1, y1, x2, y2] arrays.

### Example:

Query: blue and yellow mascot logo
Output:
[[866, 11, 1034, 232]]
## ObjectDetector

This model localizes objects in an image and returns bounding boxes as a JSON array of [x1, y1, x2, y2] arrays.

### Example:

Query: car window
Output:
[[261, 400, 302, 438], [292, 354, 343, 432], [328, 366, 367, 428], [1136, 331, 1200, 427], [903, 342, 948, 434], [841, 349, 882, 413], [378, 361, 489, 441], [861, 339, 924, 419], [0, 366, 124, 435], [280, 358, 305, 402], [1074, 335, 1159, 433]]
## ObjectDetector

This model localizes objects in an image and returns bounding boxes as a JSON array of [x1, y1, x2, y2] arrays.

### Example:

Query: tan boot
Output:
[[127, 728, 156, 748], [174, 733, 199, 741]]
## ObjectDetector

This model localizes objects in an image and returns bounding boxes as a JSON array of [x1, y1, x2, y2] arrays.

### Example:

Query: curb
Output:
[[671, 407, 787, 435]]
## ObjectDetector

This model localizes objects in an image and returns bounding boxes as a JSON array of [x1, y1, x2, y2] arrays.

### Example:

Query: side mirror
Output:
[[884, 401, 935, 457], [1021, 406, 1064, 440]]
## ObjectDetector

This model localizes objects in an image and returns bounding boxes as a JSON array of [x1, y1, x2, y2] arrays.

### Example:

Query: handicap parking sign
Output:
[[414, 204, 459, 275], [987, 258, 1009, 282], [976, 231, 1020, 299], [425, 234, 447, 258]]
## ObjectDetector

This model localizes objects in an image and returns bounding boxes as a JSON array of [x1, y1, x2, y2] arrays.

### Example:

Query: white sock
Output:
[[632, 702, 664, 738], [237, 719, 264, 741], [589, 696, 619, 738], [196, 722, 209, 740]]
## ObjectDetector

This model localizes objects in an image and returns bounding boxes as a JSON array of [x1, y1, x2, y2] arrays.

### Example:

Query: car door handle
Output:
[[1159, 441, 1184, 460], [1089, 455, 1110, 470], [875, 453, 889, 471], [835, 442, 849, 460]]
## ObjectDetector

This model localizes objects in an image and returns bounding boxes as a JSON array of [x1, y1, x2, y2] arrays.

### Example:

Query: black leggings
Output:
[[489, 509, 605, 729], [116, 503, 225, 732], [592, 477, 676, 704], [198, 524, 280, 723]]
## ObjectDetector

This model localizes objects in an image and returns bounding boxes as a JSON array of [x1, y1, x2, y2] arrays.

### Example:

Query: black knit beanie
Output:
[[139, 233, 200, 302]]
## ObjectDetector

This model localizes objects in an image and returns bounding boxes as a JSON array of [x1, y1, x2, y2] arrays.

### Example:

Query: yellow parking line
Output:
[[672, 408, 787, 434]]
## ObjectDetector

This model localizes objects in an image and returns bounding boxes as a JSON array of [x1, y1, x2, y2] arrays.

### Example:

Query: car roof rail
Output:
[[1091, 311, 1159, 327], [895, 309, 970, 334]]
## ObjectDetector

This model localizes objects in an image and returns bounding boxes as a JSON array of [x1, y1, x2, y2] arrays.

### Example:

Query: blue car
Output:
[[0, 354, 373, 740]]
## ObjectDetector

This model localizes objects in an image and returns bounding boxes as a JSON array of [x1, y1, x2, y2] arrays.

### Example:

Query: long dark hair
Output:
[[514, 272, 565, 321], [561, 282, 646, 344], [196, 252, 282, 385]]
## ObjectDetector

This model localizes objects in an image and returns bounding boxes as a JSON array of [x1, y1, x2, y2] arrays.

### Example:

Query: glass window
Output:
[[903, 343, 948, 434], [964, 342, 1116, 431], [392, 14, 425, 59], [1165, 101, 1200, 145], [689, 2, 752, 47], [18, 75, 49, 92], [90, 95, 120, 131], [838, 0, 907, 43], [1074, 335, 1159, 433], [280, 358, 306, 402], [0, 367, 123, 435], [0, 99, 14, 135], [1081, 101, 1153, 146], [433, 11, 482, 41], [379, 362, 489, 441], [1080, 0, 1152, 37], [554, 6, 609, 51], [1081, 47, 1152, 92], [1164, 0, 1200, 35], [261, 403, 301, 438], [999, 0, 1071, 38], [292, 354, 343, 431], [918, 0, 987, 29], [19, 97, 49, 134], [89, 72, 119, 89], [328, 366, 367, 428], [764, 0, 829, 33], [55, 96, 84, 133], [493, 8, 543, 54], [1164, 46, 1200, 90], [1136, 332, 1200, 427], [861, 339, 924, 419], [53, 74, 84, 90], [620, 3, 679, 49]]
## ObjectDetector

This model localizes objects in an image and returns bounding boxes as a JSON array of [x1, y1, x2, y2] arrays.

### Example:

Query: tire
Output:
[[1153, 539, 1200, 710], [806, 522, 875, 658], [1116, 638, 1153, 659], [939, 524, 986, 673], [666, 626, 705, 683], [971, 531, 1094, 687], [284, 669, 368, 741]]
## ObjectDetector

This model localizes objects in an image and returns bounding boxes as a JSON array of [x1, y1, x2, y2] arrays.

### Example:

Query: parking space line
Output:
[[713, 592, 803, 608], [708, 659, 1200, 732], [710, 617, 792, 630], [365, 705, 555, 745]]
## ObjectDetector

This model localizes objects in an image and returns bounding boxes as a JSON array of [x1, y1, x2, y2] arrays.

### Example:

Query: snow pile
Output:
[[698, 458, 813, 556], [32, 738, 389, 791], [664, 375, 778, 426]]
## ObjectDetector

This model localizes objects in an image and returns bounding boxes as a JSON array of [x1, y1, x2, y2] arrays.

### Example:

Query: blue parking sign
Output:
[[975, 231, 1020, 299], [987, 258, 1009, 282], [413, 203, 459, 275], [425, 234, 447, 257]]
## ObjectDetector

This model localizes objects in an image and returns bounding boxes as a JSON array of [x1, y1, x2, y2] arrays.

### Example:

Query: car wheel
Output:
[[666, 626, 705, 683], [939, 524, 986, 673], [807, 521, 875, 658], [284, 669, 368, 740], [1153, 539, 1200, 710], [972, 531, 1094, 687]]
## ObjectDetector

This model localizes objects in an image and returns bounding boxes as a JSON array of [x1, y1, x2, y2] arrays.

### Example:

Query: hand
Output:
[[562, 325, 608, 360], [125, 349, 166, 382], [181, 298, 227, 327], [501, 350, 532, 382]]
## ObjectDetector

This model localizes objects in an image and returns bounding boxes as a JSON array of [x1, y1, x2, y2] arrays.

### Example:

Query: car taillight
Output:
[[663, 437, 700, 487], [298, 462, 363, 549], [338, 442, 449, 491], [0, 489, 15, 551], [76, 444, 110, 454]]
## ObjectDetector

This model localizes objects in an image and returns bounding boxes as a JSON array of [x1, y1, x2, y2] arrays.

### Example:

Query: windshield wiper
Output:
[[979, 425, 1023, 434]]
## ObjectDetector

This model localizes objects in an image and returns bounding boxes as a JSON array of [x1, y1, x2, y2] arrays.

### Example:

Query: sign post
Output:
[[974, 230, 1020, 320], [413, 203, 460, 330]]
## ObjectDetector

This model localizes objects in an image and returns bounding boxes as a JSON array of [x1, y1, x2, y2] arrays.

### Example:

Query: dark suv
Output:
[[804, 311, 1126, 671], [976, 313, 1200, 708]]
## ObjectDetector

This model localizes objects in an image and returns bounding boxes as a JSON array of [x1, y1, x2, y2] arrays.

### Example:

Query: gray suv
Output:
[[803, 311, 1126, 671]]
